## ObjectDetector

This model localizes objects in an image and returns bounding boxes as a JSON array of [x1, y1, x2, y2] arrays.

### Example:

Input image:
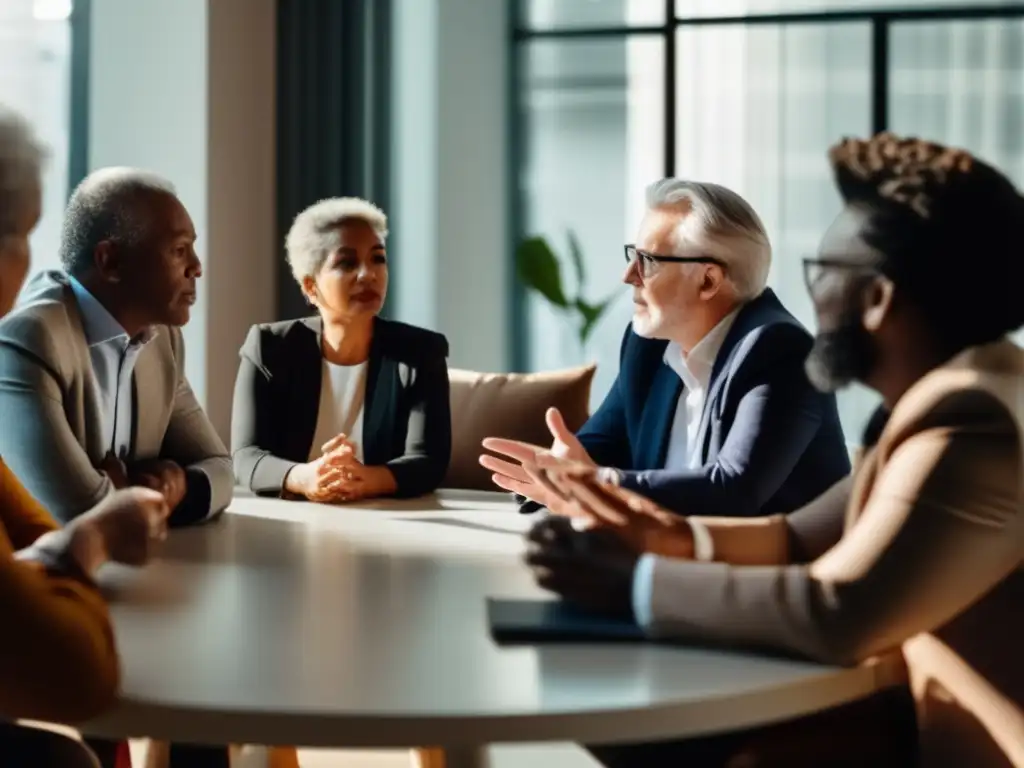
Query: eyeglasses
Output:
[[802, 257, 881, 293], [625, 244, 724, 279]]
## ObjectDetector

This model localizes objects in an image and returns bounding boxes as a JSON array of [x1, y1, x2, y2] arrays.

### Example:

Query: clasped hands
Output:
[[480, 408, 696, 619], [285, 434, 396, 503]]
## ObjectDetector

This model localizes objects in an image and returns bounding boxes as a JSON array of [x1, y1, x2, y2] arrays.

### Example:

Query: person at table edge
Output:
[[0, 162, 233, 768], [527, 133, 1024, 767], [482, 179, 850, 518], [231, 197, 451, 503], [0, 104, 179, 763], [0, 166, 232, 528]]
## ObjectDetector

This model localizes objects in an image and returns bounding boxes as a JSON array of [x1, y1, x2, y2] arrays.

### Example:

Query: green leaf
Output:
[[517, 237, 569, 308], [575, 295, 614, 344], [567, 230, 586, 297]]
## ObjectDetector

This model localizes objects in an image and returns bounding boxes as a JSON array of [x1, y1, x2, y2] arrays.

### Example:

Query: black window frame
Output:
[[509, 1, 1024, 371]]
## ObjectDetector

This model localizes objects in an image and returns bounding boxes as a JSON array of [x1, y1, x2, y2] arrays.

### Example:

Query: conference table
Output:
[[80, 489, 903, 767]]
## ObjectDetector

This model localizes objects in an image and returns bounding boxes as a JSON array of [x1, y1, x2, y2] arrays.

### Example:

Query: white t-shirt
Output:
[[308, 359, 368, 462]]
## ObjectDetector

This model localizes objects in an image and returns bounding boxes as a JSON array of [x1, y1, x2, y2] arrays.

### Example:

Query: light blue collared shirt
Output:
[[68, 276, 154, 459]]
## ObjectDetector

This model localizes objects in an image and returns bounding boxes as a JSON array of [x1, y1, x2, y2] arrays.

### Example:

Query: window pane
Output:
[[0, 0, 72, 283], [519, 37, 664, 405], [521, 0, 664, 31], [890, 20, 1024, 182], [890, 18, 1024, 345], [676, 0, 1024, 19], [676, 22, 878, 441]]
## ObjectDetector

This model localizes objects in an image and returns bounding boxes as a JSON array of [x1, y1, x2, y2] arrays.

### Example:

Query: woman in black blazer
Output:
[[231, 197, 451, 502]]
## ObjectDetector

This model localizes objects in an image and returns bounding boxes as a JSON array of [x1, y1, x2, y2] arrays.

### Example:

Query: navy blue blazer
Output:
[[524, 289, 850, 517]]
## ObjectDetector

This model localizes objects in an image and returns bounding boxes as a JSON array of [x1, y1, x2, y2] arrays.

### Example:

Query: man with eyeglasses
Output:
[[481, 179, 850, 521], [520, 134, 1024, 768]]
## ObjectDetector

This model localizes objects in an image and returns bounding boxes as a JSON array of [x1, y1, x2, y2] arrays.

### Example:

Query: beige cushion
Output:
[[444, 364, 596, 491]]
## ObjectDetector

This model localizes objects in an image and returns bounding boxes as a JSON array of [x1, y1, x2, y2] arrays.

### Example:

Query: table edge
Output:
[[79, 658, 901, 748]]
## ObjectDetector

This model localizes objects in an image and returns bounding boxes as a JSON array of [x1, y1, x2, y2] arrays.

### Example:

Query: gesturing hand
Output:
[[130, 458, 188, 509], [479, 407, 595, 504], [524, 515, 638, 621], [523, 458, 695, 559]]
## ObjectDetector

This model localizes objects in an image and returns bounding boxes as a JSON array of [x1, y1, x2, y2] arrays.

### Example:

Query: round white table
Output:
[[81, 490, 902, 767]]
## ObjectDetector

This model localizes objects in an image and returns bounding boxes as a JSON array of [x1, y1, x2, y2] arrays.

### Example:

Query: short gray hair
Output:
[[285, 197, 389, 284], [60, 166, 177, 275], [0, 105, 47, 237], [645, 179, 771, 299]]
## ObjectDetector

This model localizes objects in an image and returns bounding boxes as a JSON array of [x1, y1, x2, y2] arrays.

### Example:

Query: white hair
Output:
[[645, 178, 772, 300], [285, 197, 389, 284], [0, 105, 47, 237], [60, 166, 178, 274]]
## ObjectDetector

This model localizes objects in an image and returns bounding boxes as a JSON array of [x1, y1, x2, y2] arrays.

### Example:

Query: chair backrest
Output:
[[444, 364, 597, 490]]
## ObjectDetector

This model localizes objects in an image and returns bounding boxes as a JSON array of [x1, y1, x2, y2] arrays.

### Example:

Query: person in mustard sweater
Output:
[[0, 105, 172, 763]]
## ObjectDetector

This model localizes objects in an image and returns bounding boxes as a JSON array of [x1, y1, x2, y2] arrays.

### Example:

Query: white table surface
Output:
[[81, 489, 902, 756]]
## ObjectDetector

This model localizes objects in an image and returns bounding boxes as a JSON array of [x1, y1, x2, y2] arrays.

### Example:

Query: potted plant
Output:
[[516, 231, 615, 347]]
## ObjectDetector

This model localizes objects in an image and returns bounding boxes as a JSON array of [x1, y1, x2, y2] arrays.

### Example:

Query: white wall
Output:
[[88, 0, 277, 441], [391, 0, 510, 373], [1, 0, 72, 286]]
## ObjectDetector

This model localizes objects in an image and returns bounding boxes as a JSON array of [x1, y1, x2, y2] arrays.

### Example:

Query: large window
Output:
[[0, 0, 74, 278], [513, 0, 1024, 441]]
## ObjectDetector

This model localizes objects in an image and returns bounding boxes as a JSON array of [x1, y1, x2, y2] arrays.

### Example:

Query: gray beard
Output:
[[805, 318, 876, 393]]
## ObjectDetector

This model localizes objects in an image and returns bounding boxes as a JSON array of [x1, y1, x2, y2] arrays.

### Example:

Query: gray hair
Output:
[[0, 105, 47, 237], [285, 197, 389, 284], [645, 179, 772, 300], [59, 166, 177, 275]]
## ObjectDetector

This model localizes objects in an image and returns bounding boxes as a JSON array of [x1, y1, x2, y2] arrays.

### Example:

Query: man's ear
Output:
[[302, 276, 319, 306], [697, 264, 726, 301], [93, 240, 121, 283], [861, 276, 895, 332]]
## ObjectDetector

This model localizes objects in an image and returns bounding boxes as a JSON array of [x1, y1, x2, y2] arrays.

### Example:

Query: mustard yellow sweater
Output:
[[0, 460, 119, 722]]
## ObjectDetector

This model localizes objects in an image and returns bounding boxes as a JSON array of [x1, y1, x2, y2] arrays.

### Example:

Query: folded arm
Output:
[[231, 327, 298, 496], [160, 337, 233, 524], [682, 474, 853, 567], [645, 390, 1023, 666]]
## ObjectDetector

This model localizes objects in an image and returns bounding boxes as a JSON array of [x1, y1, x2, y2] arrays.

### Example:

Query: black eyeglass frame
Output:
[[625, 244, 725, 277], [802, 257, 884, 293]]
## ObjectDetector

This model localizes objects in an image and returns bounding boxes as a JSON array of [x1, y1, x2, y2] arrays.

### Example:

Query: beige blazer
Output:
[[0, 271, 232, 523], [648, 339, 1024, 766]]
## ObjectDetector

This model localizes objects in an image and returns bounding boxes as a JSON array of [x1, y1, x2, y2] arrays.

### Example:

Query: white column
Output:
[[391, 0, 509, 373], [87, 0, 277, 441]]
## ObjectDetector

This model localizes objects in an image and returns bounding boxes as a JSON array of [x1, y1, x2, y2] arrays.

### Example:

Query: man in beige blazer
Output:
[[0, 167, 232, 768], [524, 134, 1024, 767], [0, 167, 232, 528]]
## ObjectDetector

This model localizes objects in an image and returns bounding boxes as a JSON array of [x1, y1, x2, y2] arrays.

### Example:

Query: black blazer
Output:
[[231, 316, 451, 498], [521, 288, 850, 516]]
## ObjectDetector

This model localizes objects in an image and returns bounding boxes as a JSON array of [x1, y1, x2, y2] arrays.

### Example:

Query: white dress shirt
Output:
[[631, 309, 739, 628], [308, 359, 368, 462], [68, 275, 155, 459]]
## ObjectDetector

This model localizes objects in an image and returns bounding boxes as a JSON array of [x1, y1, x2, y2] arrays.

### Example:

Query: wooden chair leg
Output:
[[411, 747, 447, 768]]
